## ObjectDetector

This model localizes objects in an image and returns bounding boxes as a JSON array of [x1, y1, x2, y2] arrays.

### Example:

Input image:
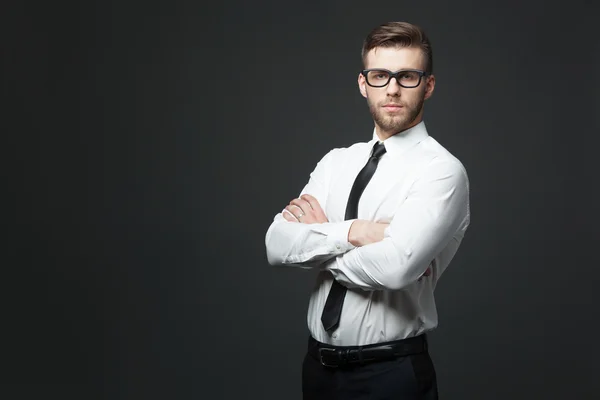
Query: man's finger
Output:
[[300, 194, 321, 211], [285, 205, 305, 219], [290, 198, 311, 213], [283, 209, 298, 222]]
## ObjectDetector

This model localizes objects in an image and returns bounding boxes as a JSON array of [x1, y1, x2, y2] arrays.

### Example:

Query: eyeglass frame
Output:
[[360, 68, 430, 88]]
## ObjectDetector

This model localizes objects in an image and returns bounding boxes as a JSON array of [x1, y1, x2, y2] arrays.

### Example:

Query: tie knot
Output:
[[371, 142, 386, 159]]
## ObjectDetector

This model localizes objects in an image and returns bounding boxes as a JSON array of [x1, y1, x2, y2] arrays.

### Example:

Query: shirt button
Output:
[[332, 333, 338, 338], [335, 244, 341, 250]]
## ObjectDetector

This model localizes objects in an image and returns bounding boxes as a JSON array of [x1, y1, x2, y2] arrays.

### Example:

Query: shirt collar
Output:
[[370, 121, 429, 158]]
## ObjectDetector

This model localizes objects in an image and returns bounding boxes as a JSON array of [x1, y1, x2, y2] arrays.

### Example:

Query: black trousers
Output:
[[302, 337, 438, 400]]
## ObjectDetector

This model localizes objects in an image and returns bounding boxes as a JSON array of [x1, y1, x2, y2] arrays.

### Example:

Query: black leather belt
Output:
[[308, 334, 428, 368]]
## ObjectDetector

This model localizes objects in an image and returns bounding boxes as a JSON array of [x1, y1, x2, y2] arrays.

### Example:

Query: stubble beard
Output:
[[368, 95, 425, 135]]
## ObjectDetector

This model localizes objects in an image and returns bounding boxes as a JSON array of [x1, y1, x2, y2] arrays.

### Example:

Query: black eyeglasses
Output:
[[361, 69, 429, 88]]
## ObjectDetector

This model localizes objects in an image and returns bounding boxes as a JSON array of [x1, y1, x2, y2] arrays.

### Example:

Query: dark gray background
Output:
[[2, 0, 598, 398]]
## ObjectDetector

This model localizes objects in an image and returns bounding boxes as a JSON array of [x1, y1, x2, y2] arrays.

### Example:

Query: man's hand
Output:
[[349, 220, 432, 280], [347, 220, 389, 247], [418, 265, 432, 281], [283, 194, 328, 224]]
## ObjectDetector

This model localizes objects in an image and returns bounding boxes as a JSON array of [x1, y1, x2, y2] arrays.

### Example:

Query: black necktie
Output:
[[321, 141, 387, 333]]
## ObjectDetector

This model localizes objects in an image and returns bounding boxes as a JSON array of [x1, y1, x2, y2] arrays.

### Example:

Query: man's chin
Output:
[[378, 117, 409, 133]]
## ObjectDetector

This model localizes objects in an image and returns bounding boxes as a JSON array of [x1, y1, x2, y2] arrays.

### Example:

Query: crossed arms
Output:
[[265, 150, 470, 291]]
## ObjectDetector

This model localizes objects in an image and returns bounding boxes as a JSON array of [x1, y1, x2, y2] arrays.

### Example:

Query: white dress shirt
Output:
[[265, 121, 470, 346]]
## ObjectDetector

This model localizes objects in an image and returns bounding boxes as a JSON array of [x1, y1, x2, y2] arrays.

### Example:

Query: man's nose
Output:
[[386, 77, 402, 95]]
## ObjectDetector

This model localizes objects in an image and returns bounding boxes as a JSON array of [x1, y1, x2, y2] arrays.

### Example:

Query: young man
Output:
[[265, 21, 470, 399]]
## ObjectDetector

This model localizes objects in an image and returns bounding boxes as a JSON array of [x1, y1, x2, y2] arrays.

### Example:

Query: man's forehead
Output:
[[365, 46, 425, 68]]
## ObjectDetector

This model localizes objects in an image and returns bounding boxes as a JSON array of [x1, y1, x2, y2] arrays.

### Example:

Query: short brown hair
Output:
[[361, 21, 433, 75]]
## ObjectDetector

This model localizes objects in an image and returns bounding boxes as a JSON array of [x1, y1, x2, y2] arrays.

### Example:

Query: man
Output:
[[265, 21, 470, 399]]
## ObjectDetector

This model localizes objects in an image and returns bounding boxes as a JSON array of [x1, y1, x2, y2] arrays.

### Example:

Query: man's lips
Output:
[[383, 104, 403, 110]]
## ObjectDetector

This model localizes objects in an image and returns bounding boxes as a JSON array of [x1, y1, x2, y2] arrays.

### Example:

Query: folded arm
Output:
[[324, 157, 470, 290], [265, 149, 356, 269]]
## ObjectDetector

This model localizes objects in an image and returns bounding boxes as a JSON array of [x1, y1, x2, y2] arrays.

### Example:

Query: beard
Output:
[[367, 94, 425, 135]]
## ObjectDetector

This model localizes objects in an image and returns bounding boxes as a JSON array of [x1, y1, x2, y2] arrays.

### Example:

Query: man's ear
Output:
[[424, 74, 435, 100], [358, 72, 367, 98]]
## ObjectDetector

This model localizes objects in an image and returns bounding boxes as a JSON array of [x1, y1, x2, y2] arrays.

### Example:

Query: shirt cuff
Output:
[[313, 220, 356, 254]]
